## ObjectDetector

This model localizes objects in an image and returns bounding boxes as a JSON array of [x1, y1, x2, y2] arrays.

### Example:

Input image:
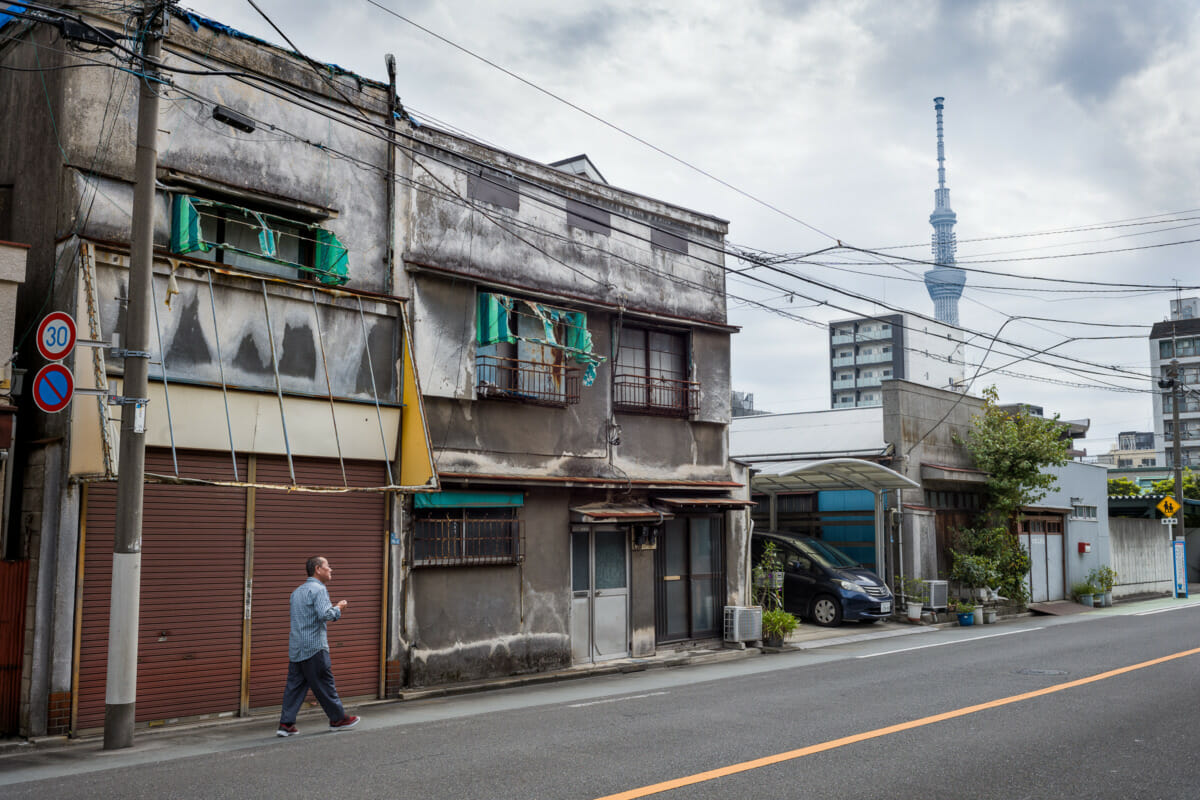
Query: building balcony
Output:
[[831, 333, 854, 345], [856, 376, 882, 388], [831, 355, 854, 368], [476, 355, 580, 407], [854, 327, 892, 342], [854, 352, 892, 365], [832, 378, 855, 390], [613, 372, 699, 418]]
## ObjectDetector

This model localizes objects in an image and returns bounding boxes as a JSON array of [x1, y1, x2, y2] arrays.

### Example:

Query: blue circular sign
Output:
[[32, 363, 74, 413]]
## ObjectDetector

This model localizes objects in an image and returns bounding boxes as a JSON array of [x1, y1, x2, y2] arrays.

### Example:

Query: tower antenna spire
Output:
[[923, 96, 966, 326]]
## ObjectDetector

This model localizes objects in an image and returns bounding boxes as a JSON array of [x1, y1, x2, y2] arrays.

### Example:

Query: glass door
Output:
[[571, 527, 629, 663]]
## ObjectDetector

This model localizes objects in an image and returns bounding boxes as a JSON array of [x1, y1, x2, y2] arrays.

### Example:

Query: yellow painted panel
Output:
[[398, 312, 437, 489]]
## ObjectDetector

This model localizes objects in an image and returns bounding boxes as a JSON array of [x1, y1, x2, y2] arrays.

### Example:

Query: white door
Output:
[[571, 528, 629, 663]]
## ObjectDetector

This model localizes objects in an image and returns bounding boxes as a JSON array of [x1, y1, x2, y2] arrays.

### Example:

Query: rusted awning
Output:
[[653, 495, 755, 510], [570, 502, 674, 524]]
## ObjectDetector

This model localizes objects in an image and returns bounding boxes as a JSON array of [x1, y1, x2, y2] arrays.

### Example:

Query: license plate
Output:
[[880, 601, 891, 613]]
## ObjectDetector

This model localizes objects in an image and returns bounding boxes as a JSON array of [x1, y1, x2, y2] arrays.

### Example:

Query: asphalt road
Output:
[[4, 599, 1200, 799]]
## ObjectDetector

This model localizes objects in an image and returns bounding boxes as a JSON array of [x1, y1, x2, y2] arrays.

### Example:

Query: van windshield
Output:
[[799, 539, 860, 569]]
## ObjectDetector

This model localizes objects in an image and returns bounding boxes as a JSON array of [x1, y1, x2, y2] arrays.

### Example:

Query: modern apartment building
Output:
[[1150, 298, 1200, 468], [829, 313, 964, 408]]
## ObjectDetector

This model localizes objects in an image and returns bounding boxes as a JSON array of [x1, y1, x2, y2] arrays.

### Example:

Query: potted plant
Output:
[[901, 576, 928, 621], [753, 541, 785, 610], [950, 552, 999, 602], [1072, 580, 1097, 607], [950, 596, 975, 626], [1088, 565, 1117, 608], [761, 608, 799, 647]]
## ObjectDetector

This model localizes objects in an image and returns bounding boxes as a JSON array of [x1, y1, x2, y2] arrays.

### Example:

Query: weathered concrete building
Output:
[[0, 5, 749, 737], [0, 5, 436, 737], [400, 132, 751, 683]]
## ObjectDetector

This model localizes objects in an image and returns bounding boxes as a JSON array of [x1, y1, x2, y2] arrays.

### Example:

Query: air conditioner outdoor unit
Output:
[[923, 579, 949, 611], [723, 606, 763, 642]]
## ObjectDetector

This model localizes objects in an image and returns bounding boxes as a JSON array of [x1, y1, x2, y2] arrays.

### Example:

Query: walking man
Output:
[[277, 556, 360, 736]]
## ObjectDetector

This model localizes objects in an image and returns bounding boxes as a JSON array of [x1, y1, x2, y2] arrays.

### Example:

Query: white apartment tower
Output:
[[1150, 297, 1200, 468], [829, 313, 964, 408]]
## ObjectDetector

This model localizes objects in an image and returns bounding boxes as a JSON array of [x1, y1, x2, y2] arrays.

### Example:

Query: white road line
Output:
[[1134, 602, 1200, 616], [855, 627, 1044, 658], [567, 691, 668, 708]]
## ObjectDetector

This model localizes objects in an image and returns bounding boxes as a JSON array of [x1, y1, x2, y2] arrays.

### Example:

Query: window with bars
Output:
[[413, 506, 523, 566], [613, 326, 697, 417], [170, 194, 348, 285]]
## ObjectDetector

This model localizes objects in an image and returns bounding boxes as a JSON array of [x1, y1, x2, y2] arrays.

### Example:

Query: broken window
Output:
[[170, 194, 348, 286], [475, 291, 603, 406], [613, 325, 697, 417]]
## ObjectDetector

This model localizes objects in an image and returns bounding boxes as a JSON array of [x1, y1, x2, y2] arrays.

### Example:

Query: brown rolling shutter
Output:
[[246, 455, 385, 710], [76, 450, 247, 732]]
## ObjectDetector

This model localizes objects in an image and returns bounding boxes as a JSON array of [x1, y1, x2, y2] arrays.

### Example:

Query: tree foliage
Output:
[[1106, 477, 1143, 496], [1150, 468, 1200, 500], [959, 386, 1071, 523]]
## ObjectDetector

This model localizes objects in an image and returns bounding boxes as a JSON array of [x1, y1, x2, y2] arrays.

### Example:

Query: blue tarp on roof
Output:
[[0, 5, 27, 29]]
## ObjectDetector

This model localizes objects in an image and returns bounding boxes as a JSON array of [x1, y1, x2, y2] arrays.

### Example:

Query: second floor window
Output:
[[475, 292, 603, 406], [170, 194, 348, 285], [614, 326, 697, 417]]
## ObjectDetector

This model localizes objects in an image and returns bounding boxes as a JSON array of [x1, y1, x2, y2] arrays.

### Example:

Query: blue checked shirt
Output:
[[288, 577, 341, 662]]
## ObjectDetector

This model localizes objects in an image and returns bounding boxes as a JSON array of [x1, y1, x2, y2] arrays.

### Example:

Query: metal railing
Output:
[[413, 518, 524, 566], [613, 372, 699, 417], [476, 355, 580, 406]]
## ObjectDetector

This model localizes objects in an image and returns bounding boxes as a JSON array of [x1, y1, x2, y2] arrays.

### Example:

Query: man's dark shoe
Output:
[[276, 723, 299, 737], [329, 715, 360, 731]]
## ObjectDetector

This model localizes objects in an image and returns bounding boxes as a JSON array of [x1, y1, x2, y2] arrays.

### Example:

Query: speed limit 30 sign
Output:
[[36, 312, 77, 362]]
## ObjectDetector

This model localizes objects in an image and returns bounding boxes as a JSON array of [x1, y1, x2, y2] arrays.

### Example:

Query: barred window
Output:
[[414, 507, 523, 566]]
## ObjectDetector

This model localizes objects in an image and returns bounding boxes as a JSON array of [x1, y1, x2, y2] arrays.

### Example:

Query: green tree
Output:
[[959, 386, 1072, 523], [1150, 468, 1200, 500], [954, 387, 1071, 603], [1106, 477, 1143, 496]]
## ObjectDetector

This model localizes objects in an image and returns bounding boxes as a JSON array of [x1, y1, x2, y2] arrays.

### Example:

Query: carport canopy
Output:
[[750, 457, 920, 494], [748, 458, 920, 583]]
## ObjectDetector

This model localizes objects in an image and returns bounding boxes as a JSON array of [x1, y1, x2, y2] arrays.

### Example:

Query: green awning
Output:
[[414, 490, 524, 509]]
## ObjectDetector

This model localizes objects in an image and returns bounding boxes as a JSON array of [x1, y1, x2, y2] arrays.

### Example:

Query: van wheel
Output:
[[811, 595, 843, 627]]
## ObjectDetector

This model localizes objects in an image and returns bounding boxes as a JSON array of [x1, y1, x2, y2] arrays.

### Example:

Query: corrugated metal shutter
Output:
[[246, 455, 385, 710], [0, 559, 29, 735], [76, 450, 247, 732]]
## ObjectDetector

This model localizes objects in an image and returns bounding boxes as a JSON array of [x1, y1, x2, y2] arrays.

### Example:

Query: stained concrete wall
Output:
[[407, 488, 572, 685]]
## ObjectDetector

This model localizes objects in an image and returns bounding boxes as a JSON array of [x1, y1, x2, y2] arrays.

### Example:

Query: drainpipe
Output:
[[384, 54, 397, 297]]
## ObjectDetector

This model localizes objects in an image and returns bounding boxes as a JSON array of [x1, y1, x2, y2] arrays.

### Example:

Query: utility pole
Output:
[[104, 1, 164, 750], [1160, 359, 1187, 577]]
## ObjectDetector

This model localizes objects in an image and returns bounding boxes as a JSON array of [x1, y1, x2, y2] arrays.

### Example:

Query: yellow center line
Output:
[[593, 646, 1200, 800]]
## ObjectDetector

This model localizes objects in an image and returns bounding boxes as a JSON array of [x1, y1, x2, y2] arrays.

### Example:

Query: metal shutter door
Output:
[[246, 455, 385, 710], [76, 450, 247, 732]]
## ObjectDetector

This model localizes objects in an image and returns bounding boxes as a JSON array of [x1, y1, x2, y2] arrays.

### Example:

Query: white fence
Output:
[[1109, 517, 1174, 598]]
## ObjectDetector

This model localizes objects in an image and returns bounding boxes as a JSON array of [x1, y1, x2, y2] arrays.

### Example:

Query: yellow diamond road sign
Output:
[[1158, 496, 1181, 517]]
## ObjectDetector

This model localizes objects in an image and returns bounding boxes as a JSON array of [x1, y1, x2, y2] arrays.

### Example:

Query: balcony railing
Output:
[[831, 356, 854, 367], [476, 355, 580, 406], [832, 378, 855, 390], [613, 372, 699, 417], [857, 376, 882, 388]]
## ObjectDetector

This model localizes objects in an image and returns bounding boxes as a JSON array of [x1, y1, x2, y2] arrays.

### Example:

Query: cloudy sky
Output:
[[179, 0, 1200, 454]]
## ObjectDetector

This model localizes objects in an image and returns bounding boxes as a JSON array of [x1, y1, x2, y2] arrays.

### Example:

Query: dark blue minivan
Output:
[[751, 531, 893, 626]]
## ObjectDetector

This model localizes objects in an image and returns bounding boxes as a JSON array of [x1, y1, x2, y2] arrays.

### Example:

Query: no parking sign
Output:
[[32, 363, 74, 413]]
